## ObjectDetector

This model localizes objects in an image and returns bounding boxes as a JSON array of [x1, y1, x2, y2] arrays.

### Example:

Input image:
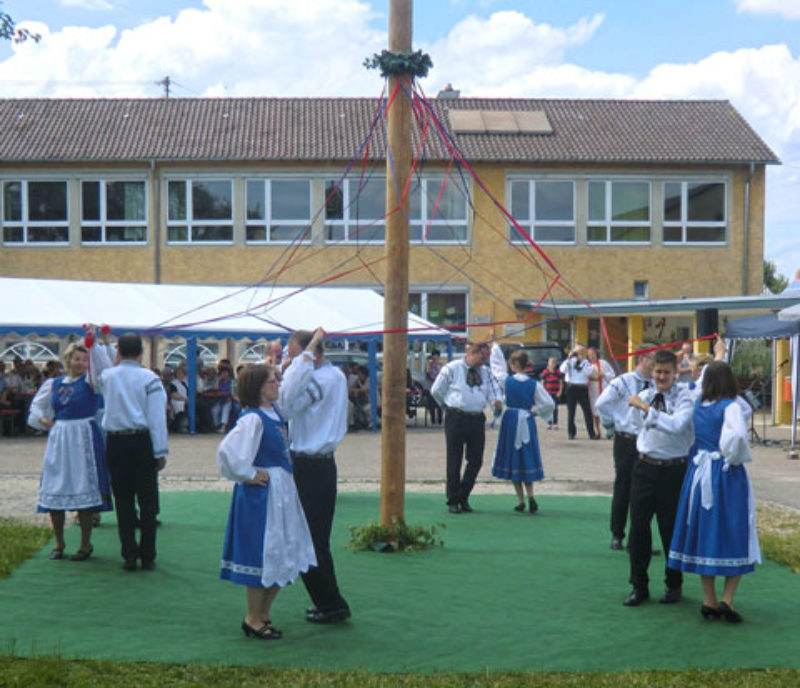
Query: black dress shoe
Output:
[[528, 497, 538, 513], [141, 560, 156, 571], [660, 587, 682, 604], [242, 620, 282, 639], [123, 559, 138, 571], [610, 537, 624, 551], [718, 601, 743, 623], [513, 502, 525, 512], [623, 589, 650, 606], [700, 604, 720, 620], [306, 607, 351, 624], [448, 504, 462, 514], [460, 501, 473, 513]]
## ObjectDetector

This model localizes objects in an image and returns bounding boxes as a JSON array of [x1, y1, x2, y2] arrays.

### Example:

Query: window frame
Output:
[[2, 179, 70, 246], [587, 179, 652, 245], [245, 177, 313, 245], [80, 179, 148, 245], [409, 175, 470, 245], [507, 178, 576, 245], [324, 175, 471, 245], [662, 179, 728, 245], [166, 178, 234, 245], [324, 176, 387, 244]]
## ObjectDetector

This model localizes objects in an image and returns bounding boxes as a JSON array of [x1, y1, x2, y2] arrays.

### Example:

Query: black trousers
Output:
[[106, 432, 159, 563], [292, 454, 348, 613], [444, 409, 485, 506], [610, 434, 638, 539], [628, 458, 686, 592], [565, 383, 595, 438], [548, 394, 559, 426]]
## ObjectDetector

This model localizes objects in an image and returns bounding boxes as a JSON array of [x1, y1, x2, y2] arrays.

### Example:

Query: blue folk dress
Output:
[[492, 375, 545, 483], [30, 375, 112, 513], [219, 407, 316, 588], [668, 398, 760, 576]]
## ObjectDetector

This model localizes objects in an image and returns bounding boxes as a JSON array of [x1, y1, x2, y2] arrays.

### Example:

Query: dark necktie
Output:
[[651, 392, 665, 411], [466, 367, 481, 388], [641, 379, 650, 392]]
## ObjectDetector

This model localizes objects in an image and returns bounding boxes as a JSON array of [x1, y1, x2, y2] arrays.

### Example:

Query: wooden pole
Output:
[[380, 0, 412, 526]]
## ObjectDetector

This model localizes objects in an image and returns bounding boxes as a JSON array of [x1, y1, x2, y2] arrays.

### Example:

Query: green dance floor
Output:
[[1, 492, 798, 673]]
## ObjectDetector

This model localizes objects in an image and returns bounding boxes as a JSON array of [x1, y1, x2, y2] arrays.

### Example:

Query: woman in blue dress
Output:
[[668, 361, 760, 623], [491, 349, 554, 513], [217, 364, 316, 640], [28, 340, 112, 561]]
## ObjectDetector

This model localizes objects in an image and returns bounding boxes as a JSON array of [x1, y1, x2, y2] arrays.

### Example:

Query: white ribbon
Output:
[[687, 449, 723, 524], [513, 409, 531, 450], [261, 467, 317, 588]]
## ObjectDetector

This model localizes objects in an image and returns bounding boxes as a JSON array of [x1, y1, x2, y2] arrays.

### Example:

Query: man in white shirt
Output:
[[94, 333, 168, 572], [559, 344, 597, 440], [279, 328, 351, 624], [595, 345, 655, 551], [431, 342, 503, 514], [622, 348, 693, 607]]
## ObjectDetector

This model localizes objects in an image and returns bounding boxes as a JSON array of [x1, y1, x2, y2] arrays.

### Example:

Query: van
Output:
[[498, 341, 565, 380]]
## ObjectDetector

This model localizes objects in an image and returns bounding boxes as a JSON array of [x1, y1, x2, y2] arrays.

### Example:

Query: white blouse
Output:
[[217, 406, 281, 482]]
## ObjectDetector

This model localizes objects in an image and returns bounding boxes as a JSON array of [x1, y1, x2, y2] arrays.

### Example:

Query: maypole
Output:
[[380, 0, 413, 525]]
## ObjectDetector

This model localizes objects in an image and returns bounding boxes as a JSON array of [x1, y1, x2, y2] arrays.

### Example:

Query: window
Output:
[[81, 180, 146, 243], [167, 179, 233, 243], [663, 181, 726, 243], [324, 176, 385, 242], [509, 180, 575, 243], [246, 178, 312, 243], [588, 181, 651, 243], [633, 280, 649, 300], [324, 175, 469, 244], [2, 180, 69, 244], [409, 290, 467, 333], [409, 176, 469, 243]]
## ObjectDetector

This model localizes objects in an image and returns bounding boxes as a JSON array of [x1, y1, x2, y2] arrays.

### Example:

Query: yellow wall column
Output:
[[627, 315, 644, 373], [573, 317, 588, 348], [775, 338, 791, 425]]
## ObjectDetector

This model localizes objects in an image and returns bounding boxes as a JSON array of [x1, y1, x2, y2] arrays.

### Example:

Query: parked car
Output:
[[498, 341, 565, 380]]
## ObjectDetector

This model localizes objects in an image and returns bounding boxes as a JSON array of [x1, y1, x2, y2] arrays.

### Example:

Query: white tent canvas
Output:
[[0, 277, 451, 341]]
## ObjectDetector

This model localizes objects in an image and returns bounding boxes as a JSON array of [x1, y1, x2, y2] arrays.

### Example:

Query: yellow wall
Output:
[[0, 161, 767, 320]]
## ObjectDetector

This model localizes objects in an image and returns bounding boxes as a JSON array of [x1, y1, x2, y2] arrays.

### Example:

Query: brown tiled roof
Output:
[[0, 97, 779, 165]]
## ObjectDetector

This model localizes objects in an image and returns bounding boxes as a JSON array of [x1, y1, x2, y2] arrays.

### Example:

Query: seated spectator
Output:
[[348, 365, 370, 430], [212, 364, 234, 433], [169, 366, 189, 433]]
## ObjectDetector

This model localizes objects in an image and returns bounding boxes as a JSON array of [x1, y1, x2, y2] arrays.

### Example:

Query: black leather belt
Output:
[[291, 451, 334, 460], [447, 408, 484, 417], [639, 454, 687, 467], [107, 428, 148, 436], [615, 431, 637, 441]]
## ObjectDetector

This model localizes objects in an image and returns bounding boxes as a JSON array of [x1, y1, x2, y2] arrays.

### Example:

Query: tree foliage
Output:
[[0, 1, 40, 44], [764, 259, 789, 294]]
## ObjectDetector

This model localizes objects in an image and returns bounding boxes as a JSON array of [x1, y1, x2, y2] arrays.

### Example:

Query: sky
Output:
[[3, 0, 800, 285]]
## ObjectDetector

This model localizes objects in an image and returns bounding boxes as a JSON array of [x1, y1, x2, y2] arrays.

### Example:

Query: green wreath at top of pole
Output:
[[364, 49, 433, 78]]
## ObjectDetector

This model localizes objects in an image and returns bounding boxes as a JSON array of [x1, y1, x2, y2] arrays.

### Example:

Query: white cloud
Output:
[[4, 0, 386, 98], [60, 0, 114, 10], [2, 4, 798, 276], [425, 11, 604, 91], [733, 0, 800, 20]]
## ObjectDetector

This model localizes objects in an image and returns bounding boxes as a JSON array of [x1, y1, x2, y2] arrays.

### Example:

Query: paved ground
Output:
[[2, 410, 798, 524]]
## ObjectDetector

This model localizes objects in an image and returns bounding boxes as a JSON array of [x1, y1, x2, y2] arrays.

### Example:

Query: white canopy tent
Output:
[[0, 277, 454, 432], [0, 277, 451, 342]]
